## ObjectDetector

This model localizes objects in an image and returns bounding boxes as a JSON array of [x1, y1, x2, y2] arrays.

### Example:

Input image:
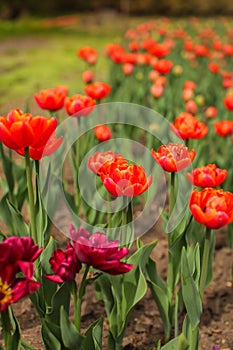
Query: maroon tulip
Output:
[[45, 243, 81, 283], [70, 226, 133, 275], [0, 236, 42, 312]]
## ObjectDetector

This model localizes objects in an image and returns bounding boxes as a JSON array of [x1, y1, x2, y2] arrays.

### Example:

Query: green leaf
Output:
[[46, 282, 71, 325], [8, 308, 21, 350], [146, 257, 171, 339], [81, 317, 104, 350], [6, 199, 29, 235], [181, 247, 202, 329], [21, 340, 35, 350], [161, 333, 188, 350], [60, 306, 84, 349], [41, 319, 61, 350]]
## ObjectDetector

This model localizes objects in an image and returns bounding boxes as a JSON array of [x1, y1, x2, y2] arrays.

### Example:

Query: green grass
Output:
[[0, 14, 135, 113]]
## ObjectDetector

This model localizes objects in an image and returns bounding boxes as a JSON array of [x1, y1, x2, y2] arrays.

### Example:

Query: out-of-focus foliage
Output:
[[1, 0, 233, 19]]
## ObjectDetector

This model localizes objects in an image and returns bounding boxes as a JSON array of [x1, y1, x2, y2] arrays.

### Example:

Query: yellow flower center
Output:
[[0, 278, 12, 307]]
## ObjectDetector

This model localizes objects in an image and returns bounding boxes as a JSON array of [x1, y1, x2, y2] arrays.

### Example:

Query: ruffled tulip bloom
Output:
[[77, 46, 98, 65], [214, 120, 233, 137], [88, 151, 125, 175], [70, 226, 133, 275], [34, 85, 68, 111], [94, 124, 112, 142], [187, 164, 228, 187], [171, 112, 208, 139], [64, 94, 96, 116], [189, 188, 233, 229], [84, 82, 111, 101], [223, 93, 233, 111], [99, 160, 152, 197], [0, 236, 42, 312], [151, 143, 196, 172], [0, 109, 63, 160], [153, 59, 173, 75], [82, 70, 94, 84], [45, 243, 81, 283]]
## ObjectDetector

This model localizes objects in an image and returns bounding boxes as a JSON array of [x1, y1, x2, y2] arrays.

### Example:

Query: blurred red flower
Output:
[[223, 93, 233, 111], [70, 226, 133, 275], [204, 106, 218, 119], [64, 94, 96, 116], [189, 188, 233, 229], [77, 46, 98, 65], [185, 100, 198, 115], [94, 124, 112, 142], [82, 70, 94, 84], [187, 164, 227, 187], [0, 109, 62, 160], [99, 160, 152, 197], [214, 120, 233, 137], [84, 82, 111, 101], [153, 59, 173, 75], [171, 112, 208, 139], [208, 62, 220, 74], [34, 85, 68, 111], [151, 143, 196, 172], [45, 243, 81, 283], [123, 63, 134, 75]]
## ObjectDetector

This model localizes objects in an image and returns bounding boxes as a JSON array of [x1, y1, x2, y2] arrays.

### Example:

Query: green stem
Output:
[[74, 118, 81, 211], [199, 227, 211, 298], [74, 264, 90, 333], [174, 291, 179, 338], [25, 147, 37, 244], [1, 308, 12, 350], [121, 198, 133, 248]]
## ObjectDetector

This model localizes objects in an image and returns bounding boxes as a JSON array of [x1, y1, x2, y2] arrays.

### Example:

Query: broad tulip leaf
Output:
[[41, 320, 61, 350], [181, 247, 202, 329], [161, 333, 188, 350], [6, 199, 29, 235], [60, 306, 84, 348], [81, 317, 104, 350]]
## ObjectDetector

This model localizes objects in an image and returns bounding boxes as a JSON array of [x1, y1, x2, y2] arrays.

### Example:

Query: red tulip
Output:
[[151, 143, 196, 172], [171, 112, 208, 139], [64, 94, 96, 116], [208, 62, 220, 74], [70, 226, 133, 275], [0, 109, 62, 160], [150, 84, 164, 98], [99, 160, 152, 197], [0, 236, 42, 312], [88, 151, 125, 175], [122, 63, 134, 75], [187, 164, 227, 187], [77, 46, 97, 65], [34, 85, 68, 111], [153, 59, 173, 75], [183, 80, 196, 91], [45, 243, 81, 283], [185, 100, 198, 115], [84, 82, 111, 101], [189, 188, 233, 229], [94, 124, 112, 142], [214, 120, 233, 137]]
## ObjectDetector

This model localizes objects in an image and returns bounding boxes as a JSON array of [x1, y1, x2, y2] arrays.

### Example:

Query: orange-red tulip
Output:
[[34, 85, 68, 111], [189, 188, 233, 229], [94, 124, 112, 142], [171, 112, 208, 139], [99, 160, 152, 197], [151, 143, 196, 172], [214, 120, 233, 137], [84, 82, 111, 101], [64, 94, 96, 116], [187, 164, 227, 188], [0, 109, 62, 160]]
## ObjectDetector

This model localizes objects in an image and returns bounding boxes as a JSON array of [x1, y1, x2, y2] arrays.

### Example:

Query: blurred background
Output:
[[1, 0, 233, 19]]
